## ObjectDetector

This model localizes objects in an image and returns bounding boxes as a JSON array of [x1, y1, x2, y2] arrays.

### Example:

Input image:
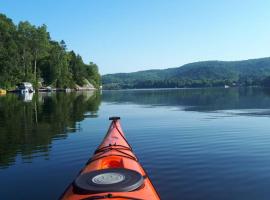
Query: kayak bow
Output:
[[60, 117, 160, 200]]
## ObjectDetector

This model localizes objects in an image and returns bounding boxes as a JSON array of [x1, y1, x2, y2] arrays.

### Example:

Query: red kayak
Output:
[[60, 117, 160, 200]]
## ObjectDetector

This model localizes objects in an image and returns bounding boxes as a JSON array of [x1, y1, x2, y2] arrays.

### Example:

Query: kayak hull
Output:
[[60, 117, 160, 200]]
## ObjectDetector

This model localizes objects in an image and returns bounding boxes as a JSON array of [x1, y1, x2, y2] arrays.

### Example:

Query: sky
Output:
[[1, 0, 270, 75]]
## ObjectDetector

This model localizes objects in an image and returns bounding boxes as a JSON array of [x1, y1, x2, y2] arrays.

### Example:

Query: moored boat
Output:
[[8, 82, 35, 93], [60, 117, 160, 200]]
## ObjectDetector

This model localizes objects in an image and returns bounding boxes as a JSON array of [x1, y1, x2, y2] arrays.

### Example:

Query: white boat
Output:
[[17, 82, 35, 94]]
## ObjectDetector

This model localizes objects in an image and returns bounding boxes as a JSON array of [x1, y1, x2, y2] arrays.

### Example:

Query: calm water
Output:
[[1, 88, 270, 200]]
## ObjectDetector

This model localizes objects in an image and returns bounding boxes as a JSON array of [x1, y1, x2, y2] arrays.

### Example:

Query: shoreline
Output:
[[38, 88, 97, 92], [7, 87, 97, 93], [101, 85, 266, 91]]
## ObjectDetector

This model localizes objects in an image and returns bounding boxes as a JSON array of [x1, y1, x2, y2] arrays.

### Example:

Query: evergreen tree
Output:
[[0, 13, 101, 89]]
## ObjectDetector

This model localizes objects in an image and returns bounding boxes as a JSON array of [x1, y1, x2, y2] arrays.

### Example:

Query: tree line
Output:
[[0, 13, 100, 89], [102, 58, 270, 89], [103, 78, 266, 90]]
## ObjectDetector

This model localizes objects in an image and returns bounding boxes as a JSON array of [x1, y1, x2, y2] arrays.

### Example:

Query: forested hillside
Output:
[[0, 13, 100, 89], [102, 58, 270, 89]]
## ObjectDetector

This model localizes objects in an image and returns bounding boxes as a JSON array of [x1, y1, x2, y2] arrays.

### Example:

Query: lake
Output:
[[1, 88, 270, 200]]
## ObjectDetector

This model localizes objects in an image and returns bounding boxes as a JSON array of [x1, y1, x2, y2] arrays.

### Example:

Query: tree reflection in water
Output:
[[102, 87, 270, 112], [0, 91, 101, 168]]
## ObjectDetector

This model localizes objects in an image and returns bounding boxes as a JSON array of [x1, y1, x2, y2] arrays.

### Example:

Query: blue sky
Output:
[[1, 0, 270, 74]]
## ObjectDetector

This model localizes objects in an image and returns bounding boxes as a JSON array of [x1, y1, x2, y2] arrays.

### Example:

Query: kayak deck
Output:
[[60, 117, 160, 200]]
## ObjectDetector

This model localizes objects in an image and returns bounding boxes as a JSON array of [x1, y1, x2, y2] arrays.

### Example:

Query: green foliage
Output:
[[0, 13, 100, 89], [102, 58, 270, 89], [85, 62, 101, 88]]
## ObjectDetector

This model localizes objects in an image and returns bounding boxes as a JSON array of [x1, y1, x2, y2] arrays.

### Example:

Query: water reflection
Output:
[[1, 88, 270, 200], [19, 92, 34, 102], [0, 91, 101, 168], [102, 87, 270, 114]]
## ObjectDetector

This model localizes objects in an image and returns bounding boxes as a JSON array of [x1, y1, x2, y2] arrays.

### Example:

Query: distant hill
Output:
[[102, 57, 270, 89]]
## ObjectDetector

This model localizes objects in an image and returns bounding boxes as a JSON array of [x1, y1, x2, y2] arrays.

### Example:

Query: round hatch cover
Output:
[[74, 168, 144, 194], [92, 172, 125, 184]]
